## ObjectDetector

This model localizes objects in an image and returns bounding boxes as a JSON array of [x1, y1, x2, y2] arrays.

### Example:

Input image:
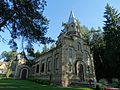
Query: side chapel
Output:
[[14, 11, 96, 87]]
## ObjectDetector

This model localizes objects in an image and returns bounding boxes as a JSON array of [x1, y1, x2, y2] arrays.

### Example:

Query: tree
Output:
[[50, 43, 55, 49], [34, 50, 41, 58], [80, 26, 107, 80], [103, 4, 120, 79], [0, 51, 18, 77], [0, 0, 54, 51], [89, 27, 106, 80], [1, 51, 18, 61], [26, 41, 35, 57], [103, 4, 120, 49], [42, 44, 49, 53]]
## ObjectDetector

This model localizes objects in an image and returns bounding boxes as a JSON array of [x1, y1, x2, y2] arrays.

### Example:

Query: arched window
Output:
[[36, 64, 39, 73], [54, 53, 59, 73], [78, 42, 82, 51], [69, 46, 76, 59], [69, 48, 73, 58], [78, 44, 80, 50], [48, 61, 51, 72], [47, 57, 52, 72], [41, 61, 45, 73]]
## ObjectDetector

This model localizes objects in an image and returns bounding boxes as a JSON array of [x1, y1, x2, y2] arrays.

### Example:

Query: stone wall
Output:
[[32, 46, 62, 85], [14, 65, 31, 79]]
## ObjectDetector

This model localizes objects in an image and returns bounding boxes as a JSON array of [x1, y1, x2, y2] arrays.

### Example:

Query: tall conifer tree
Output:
[[103, 4, 120, 78]]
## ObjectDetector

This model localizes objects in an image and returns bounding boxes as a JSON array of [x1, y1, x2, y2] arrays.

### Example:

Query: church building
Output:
[[15, 11, 96, 87]]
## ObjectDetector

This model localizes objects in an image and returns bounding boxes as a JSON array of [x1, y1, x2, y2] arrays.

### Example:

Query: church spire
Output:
[[68, 11, 76, 24]]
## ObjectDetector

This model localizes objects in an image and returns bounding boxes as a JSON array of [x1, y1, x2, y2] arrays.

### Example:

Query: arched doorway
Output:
[[78, 64, 84, 81], [75, 61, 84, 81], [20, 68, 28, 80]]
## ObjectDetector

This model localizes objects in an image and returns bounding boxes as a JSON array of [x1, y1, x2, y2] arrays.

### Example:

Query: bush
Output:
[[99, 79, 108, 86], [95, 84, 102, 90], [98, 79, 108, 89], [0, 77, 13, 80], [111, 78, 119, 87], [0, 74, 7, 80]]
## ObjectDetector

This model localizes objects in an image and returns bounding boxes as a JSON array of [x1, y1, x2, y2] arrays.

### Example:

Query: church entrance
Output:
[[75, 61, 84, 81], [78, 64, 84, 81], [20, 68, 28, 80]]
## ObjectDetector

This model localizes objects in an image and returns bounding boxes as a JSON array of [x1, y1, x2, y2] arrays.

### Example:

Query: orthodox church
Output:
[[14, 11, 96, 87]]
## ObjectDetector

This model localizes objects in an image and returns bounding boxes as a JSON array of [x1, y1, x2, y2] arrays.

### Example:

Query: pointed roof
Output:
[[68, 11, 76, 24]]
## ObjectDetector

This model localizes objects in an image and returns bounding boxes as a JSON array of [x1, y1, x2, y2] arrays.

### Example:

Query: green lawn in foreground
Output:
[[0, 80, 93, 90]]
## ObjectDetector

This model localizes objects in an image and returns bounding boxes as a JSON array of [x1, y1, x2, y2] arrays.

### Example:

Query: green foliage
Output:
[[6, 60, 13, 78], [103, 4, 120, 49], [80, 25, 90, 44], [1, 51, 18, 61], [90, 27, 104, 49], [98, 79, 108, 89], [99, 79, 108, 86], [0, 51, 18, 77], [111, 78, 119, 87], [0, 0, 54, 51], [103, 4, 120, 79], [0, 75, 13, 80], [90, 4, 120, 81], [42, 44, 49, 53], [95, 84, 102, 90], [0, 74, 6, 79], [34, 50, 41, 58], [26, 42, 35, 57]]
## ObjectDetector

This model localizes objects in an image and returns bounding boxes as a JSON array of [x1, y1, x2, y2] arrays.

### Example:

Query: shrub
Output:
[[99, 79, 108, 86], [95, 84, 102, 90], [98, 79, 108, 89], [111, 78, 119, 87]]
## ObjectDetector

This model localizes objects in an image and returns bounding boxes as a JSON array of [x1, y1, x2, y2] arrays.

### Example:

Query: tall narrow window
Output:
[[69, 48, 72, 58], [54, 54, 59, 72], [55, 58, 59, 70], [47, 57, 52, 72], [78, 43, 82, 51], [54, 58, 57, 71], [36, 64, 39, 73], [78, 45, 80, 50], [48, 60, 51, 72], [41, 62, 45, 73]]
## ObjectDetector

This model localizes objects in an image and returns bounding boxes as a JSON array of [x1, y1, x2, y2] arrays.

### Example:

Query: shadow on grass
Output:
[[0, 80, 93, 90]]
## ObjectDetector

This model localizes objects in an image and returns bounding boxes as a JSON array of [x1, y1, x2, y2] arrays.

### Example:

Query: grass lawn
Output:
[[0, 80, 93, 90]]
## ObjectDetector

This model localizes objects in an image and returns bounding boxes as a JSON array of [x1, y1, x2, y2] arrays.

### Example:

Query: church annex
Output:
[[15, 11, 96, 87]]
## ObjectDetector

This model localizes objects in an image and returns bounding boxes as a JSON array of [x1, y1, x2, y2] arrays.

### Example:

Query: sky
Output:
[[0, 0, 120, 54]]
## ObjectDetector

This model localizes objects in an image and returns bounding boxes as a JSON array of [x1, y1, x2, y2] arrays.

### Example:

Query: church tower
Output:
[[67, 11, 78, 32], [57, 11, 96, 87], [62, 11, 82, 37]]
